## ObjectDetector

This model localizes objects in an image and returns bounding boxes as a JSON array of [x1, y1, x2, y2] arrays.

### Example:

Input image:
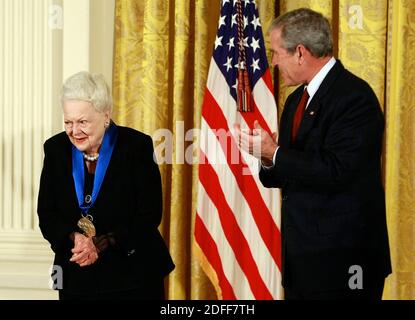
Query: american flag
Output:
[[195, 0, 282, 299]]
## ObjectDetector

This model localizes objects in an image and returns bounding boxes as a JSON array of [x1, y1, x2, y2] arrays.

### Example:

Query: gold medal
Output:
[[77, 215, 96, 237]]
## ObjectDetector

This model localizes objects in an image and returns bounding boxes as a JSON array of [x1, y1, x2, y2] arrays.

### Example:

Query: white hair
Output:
[[61, 71, 112, 112]]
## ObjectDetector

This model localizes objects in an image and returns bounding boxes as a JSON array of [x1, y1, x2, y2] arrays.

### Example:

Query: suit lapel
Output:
[[294, 60, 345, 144], [293, 96, 322, 144]]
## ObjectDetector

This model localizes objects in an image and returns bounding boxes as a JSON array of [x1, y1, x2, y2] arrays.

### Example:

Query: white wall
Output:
[[0, 0, 115, 300], [63, 0, 115, 86], [90, 0, 115, 88]]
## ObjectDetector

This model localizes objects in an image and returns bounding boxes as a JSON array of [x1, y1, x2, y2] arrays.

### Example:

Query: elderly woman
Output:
[[37, 71, 174, 300]]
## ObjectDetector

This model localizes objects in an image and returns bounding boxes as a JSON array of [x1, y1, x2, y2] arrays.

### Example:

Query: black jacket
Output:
[[37, 124, 175, 294], [259, 60, 391, 293]]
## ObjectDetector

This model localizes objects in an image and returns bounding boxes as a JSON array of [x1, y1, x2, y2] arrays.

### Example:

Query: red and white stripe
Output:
[[195, 58, 282, 300]]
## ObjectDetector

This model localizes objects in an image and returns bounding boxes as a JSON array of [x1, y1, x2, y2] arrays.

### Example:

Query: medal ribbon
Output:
[[72, 122, 118, 217]]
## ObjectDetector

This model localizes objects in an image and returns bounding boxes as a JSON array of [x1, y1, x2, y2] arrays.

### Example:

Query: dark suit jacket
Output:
[[37, 124, 175, 294], [259, 60, 391, 293]]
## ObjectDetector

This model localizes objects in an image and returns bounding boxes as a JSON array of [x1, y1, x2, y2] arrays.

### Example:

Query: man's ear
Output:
[[297, 44, 307, 64]]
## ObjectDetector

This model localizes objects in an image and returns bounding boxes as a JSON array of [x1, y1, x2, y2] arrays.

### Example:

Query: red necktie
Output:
[[291, 88, 309, 141]]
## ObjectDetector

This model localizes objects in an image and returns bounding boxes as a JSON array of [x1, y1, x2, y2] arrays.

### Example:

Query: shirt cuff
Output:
[[261, 146, 279, 170]]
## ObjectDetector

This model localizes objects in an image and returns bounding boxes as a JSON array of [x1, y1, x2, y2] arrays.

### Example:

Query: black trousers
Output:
[[284, 277, 385, 300], [59, 279, 165, 300]]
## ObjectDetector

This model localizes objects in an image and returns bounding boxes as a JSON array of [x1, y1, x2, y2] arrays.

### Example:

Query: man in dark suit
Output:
[[235, 8, 391, 299]]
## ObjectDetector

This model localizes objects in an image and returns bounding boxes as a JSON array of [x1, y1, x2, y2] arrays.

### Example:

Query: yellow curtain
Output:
[[113, 0, 415, 300], [383, 0, 415, 300], [113, 0, 219, 300], [113, 0, 276, 299]]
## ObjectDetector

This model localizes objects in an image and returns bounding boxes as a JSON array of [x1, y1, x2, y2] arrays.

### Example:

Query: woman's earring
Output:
[[104, 122, 109, 128]]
